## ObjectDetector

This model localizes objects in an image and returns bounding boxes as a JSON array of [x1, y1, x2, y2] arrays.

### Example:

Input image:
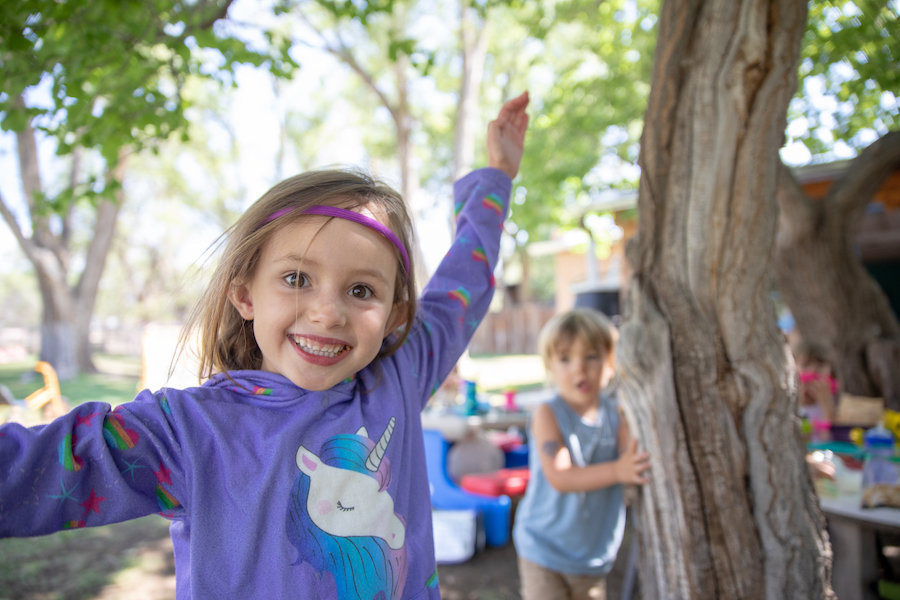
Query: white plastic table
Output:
[[820, 494, 900, 600]]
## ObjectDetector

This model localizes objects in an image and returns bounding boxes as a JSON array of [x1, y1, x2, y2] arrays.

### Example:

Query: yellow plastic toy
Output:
[[24, 361, 69, 420]]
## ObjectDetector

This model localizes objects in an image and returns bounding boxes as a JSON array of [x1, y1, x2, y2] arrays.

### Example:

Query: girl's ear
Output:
[[384, 300, 408, 337], [229, 284, 255, 320]]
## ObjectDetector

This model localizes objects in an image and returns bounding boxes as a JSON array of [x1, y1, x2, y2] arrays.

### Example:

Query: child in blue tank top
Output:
[[513, 308, 650, 600]]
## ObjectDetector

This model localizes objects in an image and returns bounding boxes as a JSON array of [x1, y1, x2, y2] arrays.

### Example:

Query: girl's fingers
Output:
[[498, 92, 529, 124]]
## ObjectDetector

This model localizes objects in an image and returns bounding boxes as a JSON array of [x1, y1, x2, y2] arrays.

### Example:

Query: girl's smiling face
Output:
[[228, 206, 405, 391]]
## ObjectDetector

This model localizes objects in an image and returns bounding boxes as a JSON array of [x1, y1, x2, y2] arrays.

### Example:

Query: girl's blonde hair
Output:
[[538, 308, 618, 370], [181, 169, 418, 382]]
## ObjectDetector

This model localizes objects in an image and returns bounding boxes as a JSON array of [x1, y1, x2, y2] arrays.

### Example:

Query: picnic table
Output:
[[821, 493, 900, 600]]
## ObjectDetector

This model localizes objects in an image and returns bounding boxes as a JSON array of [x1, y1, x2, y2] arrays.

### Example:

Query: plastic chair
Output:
[[423, 428, 511, 547], [25, 361, 69, 419]]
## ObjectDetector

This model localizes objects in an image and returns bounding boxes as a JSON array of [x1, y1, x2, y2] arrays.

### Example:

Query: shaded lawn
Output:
[[0, 516, 174, 600]]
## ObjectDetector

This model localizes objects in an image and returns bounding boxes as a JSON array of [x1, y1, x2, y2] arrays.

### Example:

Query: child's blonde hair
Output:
[[538, 308, 618, 370], [181, 169, 418, 382]]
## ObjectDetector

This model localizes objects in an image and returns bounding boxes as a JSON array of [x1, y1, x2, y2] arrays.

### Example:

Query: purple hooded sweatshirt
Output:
[[0, 168, 512, 600]]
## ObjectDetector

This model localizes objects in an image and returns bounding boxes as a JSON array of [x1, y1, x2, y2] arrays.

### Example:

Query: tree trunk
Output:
[[72, 150, 128, 373], [618, 1, 833, 598], [394, 54, 419, 211], [3, 100, 125, 379], [12, 112, 77, 380], [33, 251, 79, 381], [453, 3, 488, 182], [774, 132, 900, 409]]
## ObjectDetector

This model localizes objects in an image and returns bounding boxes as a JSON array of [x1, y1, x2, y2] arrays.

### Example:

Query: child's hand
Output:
[[487, 91, 529, 179], [806, 452, 836, 480], [614, 439, 651, 485]]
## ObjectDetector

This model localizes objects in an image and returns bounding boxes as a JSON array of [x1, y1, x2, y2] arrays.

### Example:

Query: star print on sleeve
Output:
[[80, 489, 106, 519], [120, 457, 147, 482], [75, 412, 100, 427], [153, 462, 173, 485], [47, 479, 79, 511]]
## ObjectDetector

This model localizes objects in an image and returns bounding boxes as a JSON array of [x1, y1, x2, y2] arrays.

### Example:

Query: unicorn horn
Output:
[[366, 417, 396, 472]]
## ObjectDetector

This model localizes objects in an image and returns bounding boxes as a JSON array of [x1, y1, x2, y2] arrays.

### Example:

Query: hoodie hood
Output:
[[201, 370, 358, 405]]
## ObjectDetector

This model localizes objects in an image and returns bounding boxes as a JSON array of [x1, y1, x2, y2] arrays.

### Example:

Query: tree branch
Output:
[[74, 153, 127, 303], [295, 9, 401, 124], [61, 146, 82, 250], [0, 189, 36, 260], [775, 159, 820, 242], [195, 0, 235, 31], [828, 129, 900, 215]]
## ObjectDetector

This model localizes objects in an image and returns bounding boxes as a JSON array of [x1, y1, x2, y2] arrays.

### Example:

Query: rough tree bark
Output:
[[616, 1, 833, 598], [774, 132, 900, 409], [0, 101, 125, 379]]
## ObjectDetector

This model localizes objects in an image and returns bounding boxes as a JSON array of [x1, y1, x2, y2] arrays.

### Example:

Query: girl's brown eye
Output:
[[284, 272, 309, 288], [349, 285, 373, 299]]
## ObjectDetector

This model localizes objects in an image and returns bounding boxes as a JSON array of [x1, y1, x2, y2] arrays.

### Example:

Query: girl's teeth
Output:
[[293, 336, 348, 358]]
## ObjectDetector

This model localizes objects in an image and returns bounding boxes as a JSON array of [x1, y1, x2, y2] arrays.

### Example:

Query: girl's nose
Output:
[[306, 290, 347, 328]]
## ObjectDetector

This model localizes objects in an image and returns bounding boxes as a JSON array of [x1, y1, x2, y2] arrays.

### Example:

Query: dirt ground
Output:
[[0, 510, 637, 600], [438, 507, 638, 600]]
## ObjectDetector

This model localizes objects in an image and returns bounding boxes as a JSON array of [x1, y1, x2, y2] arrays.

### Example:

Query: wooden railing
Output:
[[468, 303, 556, 356]]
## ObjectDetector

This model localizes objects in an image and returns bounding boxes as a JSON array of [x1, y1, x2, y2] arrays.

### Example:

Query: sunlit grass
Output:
[[0, 354, 140, 408]]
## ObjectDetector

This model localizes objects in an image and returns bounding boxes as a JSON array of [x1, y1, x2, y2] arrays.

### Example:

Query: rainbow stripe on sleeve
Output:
[[447, 288, 471, 308], [481, 193, 503, 217], [57, 434, 83, 472], [156, 485, 181, 511], [103, 415, 139, 450]]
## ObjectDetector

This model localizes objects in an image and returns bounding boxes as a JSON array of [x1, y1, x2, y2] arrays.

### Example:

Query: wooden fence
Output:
[[468, 303, 556, 356]]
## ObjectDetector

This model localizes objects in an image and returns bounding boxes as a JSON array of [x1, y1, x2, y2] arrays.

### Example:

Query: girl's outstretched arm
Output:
[[401, 96, 529, 407], [532, 403, 650, 493], [487, 91, 529, 179], [0, 394, 184, 537]]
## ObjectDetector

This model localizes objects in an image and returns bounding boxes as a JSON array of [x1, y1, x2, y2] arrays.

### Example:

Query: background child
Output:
[[794, 340, 838, 423], [513, 307, 650, 600], [0, 92, 529, 600]]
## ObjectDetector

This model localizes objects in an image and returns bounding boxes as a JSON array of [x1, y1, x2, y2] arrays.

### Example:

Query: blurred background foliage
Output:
[[0, 0, 897, 365]]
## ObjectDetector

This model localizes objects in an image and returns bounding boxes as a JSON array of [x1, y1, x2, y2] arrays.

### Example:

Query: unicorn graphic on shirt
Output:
[[286, 417, 408, 600]]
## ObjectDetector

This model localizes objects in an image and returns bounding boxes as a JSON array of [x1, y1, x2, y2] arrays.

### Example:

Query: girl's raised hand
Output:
[[614, 439, 651, 485], [487, 91, 530, 179]]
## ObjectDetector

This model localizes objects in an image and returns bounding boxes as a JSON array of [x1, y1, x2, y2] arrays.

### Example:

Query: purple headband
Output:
[[262, 205, 410, 280]]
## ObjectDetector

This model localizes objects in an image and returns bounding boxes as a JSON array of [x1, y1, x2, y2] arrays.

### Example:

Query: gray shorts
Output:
[[518, 555, 607, 600]]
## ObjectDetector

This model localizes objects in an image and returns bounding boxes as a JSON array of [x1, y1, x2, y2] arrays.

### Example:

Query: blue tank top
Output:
[[512, 394, 625, 576]]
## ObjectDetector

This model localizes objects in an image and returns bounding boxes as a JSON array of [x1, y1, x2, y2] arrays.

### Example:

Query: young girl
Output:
[[0, 92, 529, 600], [513, 308, 650, 600]]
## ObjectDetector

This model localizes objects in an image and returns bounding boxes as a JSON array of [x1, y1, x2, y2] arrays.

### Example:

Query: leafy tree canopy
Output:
[[0, 0, 298, 210], [788, 0, 899, 156], [496, 0, 657, 243]]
